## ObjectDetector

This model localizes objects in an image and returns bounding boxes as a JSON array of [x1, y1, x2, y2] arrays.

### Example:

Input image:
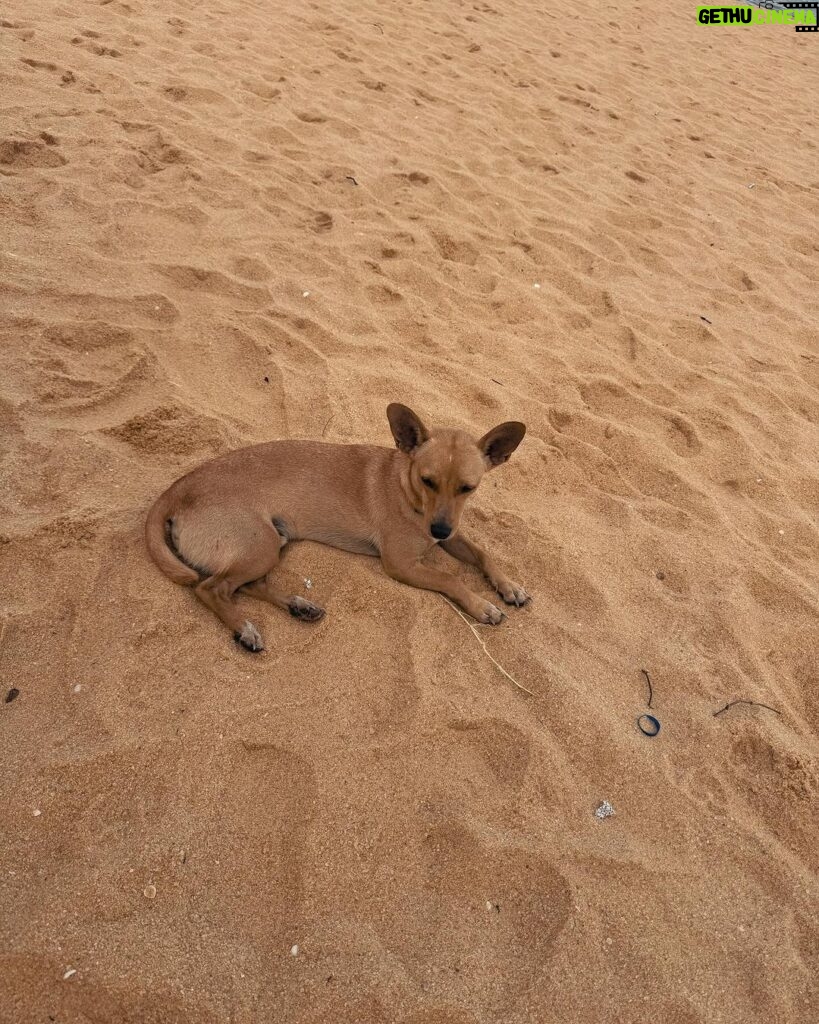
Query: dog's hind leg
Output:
[[195, 575, 266, 652], [242, 573, 325, 622], [193, 519, 284, 652]]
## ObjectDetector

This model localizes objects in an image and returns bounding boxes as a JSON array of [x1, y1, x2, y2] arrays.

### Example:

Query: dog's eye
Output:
[[420, 476, 437, 491], [459, 484, 476, 494]]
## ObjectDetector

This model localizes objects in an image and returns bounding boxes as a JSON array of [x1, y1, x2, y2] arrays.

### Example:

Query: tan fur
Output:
[[144, 403, 528, 651]]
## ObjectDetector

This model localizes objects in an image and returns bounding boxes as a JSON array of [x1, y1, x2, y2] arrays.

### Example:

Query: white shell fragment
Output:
[[63, 968, 77, 980], [595, 800, 615, 820]]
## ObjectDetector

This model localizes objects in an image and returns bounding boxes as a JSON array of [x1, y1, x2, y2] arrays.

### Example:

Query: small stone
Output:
[[304, 578, 312, 589], [302, 291, 310, 297], [290, 944, 299, 956], [656, 570, 666, 580], [143, 883, 157, 899], [72, 684, 82, 693], [33, 809, 42, 817], [595, 800, 615, 820], [533, 283, 541, 289], [5, 688, 20, 703], [63, 968, 77, 980]]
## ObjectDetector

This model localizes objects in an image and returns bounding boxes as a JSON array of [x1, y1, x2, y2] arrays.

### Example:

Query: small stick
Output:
[[441, 597, 534, 695], [322, 412, 334, 437], [641, 668, 654, 709], [490, 378, 504, 386], [713, 699, 781, 718]]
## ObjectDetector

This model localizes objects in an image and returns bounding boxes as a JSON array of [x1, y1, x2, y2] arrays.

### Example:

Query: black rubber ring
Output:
[[637, 714, 661, 737]]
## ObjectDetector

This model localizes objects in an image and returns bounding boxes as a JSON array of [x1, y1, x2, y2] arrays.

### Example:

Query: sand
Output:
[[1, 1, 818, 1021]]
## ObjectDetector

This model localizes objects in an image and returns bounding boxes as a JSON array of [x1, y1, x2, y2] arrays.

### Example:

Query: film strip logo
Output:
[[755, 0, 819, 30], [789, 1, 819, 30]]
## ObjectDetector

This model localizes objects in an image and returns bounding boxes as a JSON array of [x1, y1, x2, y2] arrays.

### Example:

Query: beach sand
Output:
[[1, 1, 818, 1021]]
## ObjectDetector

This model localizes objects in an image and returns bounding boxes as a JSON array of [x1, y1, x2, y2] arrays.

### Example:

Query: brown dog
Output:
[[145, 403, 529, 651]]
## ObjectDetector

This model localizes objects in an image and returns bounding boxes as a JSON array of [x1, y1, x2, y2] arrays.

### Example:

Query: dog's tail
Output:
[[144, 489, 199, 587]]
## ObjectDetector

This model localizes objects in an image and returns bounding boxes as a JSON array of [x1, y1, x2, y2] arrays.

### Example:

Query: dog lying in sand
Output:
[[145, 403, 529, 651]]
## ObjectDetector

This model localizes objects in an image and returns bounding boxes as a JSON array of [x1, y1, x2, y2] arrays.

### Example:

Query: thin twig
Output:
[[713, 699, 781, 718], [641, 668, 654, 709], [441, 597, 534, 695], [322, 412, 334, 437]]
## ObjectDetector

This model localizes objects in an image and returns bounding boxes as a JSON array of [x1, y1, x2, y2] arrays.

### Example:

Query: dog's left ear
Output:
[[478, 421, 526, 468], [387, 403, 430, 455]]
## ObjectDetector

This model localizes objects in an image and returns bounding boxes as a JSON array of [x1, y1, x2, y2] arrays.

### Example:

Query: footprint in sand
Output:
[[579, 377, 703, 457], [71, 35, 121, 58], [0, 137, 66, 169], [32, 319, 158, 417], [231, 256, 271, 282], [432, 232, 479, 266], [152, 264, 270, 306], [104, 403, 232, 458], [312, 210, 334, 233]]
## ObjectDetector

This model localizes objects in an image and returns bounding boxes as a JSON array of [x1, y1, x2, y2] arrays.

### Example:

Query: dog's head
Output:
[[387, 403, 525, 542]]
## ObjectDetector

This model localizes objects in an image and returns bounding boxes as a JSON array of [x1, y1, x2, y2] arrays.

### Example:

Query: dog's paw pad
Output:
[[288, 596, 325, 622], [234, 621, 264, 652], [497, 581, 531, 607], [477, 601, 506, 626]]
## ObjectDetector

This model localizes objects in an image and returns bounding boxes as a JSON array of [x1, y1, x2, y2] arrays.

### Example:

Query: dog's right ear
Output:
[[387, 403, 429, 455]]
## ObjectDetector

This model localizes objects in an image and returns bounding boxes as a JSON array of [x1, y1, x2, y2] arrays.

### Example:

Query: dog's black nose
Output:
[[430, 521, 452, 540]]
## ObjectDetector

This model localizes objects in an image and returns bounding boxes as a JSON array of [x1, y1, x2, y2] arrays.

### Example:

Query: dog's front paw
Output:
[[475, 600, 506, 626], [495, 579, 531, 607]]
